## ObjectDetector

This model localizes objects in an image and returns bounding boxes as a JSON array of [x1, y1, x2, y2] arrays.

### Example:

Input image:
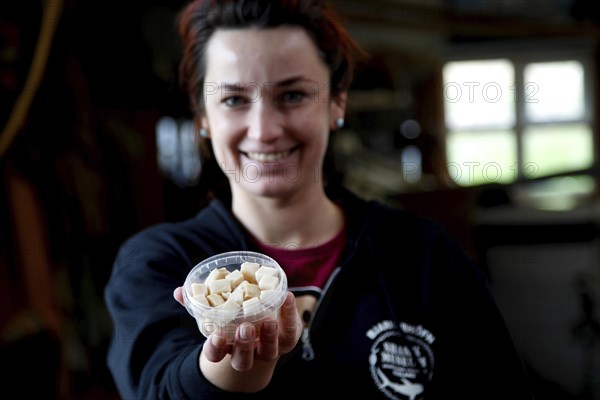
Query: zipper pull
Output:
[[301, 327, 315, 361]]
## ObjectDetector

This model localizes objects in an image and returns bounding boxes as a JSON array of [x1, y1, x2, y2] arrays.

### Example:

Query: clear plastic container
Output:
[[182, 251, 288, 344]]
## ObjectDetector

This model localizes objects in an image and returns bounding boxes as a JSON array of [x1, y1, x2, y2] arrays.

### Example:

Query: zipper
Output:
[[297, 197, 371, 361], [301, 327, 315, 361], [300, 265, 342, 361]]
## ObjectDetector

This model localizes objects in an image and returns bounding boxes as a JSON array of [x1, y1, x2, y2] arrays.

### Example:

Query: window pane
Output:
[[180, 120, 202, 186], [523, 124, 594, 177], [446, 130, 517, 186], [524, 61, 585, 123], [156, 116, 179, 175], [156, 117, 202, 187], [443, 59, 515, 130]]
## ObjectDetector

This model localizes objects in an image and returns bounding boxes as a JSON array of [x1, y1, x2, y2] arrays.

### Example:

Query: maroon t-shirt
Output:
[[254, 226, 346, 290]]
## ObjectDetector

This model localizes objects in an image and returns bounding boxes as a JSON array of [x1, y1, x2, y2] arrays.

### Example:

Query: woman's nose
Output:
[[246, 102, 283, 142]]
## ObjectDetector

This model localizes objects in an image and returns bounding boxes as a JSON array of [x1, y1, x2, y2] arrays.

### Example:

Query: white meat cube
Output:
[[255, 265, 278, 284], [193, 294, 209, 306], [230, 287, 245, 305], [258, 275, 279, 291], [259, 289, 275, 302], [244, 283, 261, 299], [205, 267, 229, 286], [208, 278, 231, 294], [240, 262, 260, 283], [206, 293, 225, 307], [225, 269, 244, 288], [191, 283, 208, 297], [243, 296, 260, 310], [220, 298, 241, 310]]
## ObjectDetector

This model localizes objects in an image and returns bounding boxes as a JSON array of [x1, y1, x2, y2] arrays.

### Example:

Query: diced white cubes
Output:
[[191, 263, 281, 313]]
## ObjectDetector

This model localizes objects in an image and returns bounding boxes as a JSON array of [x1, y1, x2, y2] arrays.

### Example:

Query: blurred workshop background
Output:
[[1, 0, 599, 399]]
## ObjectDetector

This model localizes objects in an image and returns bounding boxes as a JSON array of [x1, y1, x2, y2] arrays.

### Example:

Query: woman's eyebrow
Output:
[[219, 77, 316, 90], [220, 83, 246, 91], [275, 76, 315, 87]]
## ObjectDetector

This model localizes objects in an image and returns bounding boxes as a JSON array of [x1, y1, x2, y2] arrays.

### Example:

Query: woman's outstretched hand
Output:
[[173, 287, 302, 392]]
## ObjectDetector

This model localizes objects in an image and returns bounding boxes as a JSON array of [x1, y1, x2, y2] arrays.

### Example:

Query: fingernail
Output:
[[239, 323, 255, 341], [211, 333, 225, 347]]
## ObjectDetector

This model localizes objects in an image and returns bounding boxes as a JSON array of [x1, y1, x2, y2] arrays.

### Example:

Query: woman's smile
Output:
[[245, 149, 292, 162]]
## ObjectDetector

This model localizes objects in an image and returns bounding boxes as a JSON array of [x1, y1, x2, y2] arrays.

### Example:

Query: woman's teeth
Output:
[[246, 150, 290, 162]]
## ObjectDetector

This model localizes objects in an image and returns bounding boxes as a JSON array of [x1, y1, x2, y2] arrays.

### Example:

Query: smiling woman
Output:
[[200, 27, 344, 203], [104, 1, 535, 399], [177, 0, 360, 208]]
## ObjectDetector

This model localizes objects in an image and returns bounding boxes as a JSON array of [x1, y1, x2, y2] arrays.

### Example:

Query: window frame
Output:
[[441, 38, 597, 183]]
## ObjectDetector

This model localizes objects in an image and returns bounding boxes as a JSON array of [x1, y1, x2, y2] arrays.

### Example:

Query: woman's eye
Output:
[[223, 96, 245, 107], [282, 91, 305, 103]]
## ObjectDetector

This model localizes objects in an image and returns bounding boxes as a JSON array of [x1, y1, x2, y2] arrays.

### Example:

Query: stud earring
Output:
[[199, 128, 209, 138], [336, 118, 345, 129]]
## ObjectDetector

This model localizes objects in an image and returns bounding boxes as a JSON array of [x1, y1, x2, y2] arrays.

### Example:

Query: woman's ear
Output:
[[197, 115, 210, 138], [200, 115, 209, 131], [330, 91, 348, 130], [334, 91, 348, 115]]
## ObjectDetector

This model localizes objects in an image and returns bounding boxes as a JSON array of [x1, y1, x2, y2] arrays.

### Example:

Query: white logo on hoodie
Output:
[[367, 321, 435, 400]]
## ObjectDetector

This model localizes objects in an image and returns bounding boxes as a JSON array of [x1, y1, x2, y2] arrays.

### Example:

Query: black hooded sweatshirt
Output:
[[105, 187, 533, 400]]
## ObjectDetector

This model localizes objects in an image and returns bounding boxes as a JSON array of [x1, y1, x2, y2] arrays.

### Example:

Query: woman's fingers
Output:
[[230, 323, 257, 371], [173, 287, 184, 306], [278, 292, 302, 354], [256, 318, 279, 361], [192, 290, 301, 370], [202, 330, 229, 362]]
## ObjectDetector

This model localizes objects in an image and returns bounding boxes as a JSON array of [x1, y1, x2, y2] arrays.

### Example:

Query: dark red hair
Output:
[[177, 0, 362, 118]]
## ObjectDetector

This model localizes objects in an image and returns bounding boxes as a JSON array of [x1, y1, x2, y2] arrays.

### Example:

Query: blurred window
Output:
[[443, 58, 594, 187], [156, 117, 201, 187]]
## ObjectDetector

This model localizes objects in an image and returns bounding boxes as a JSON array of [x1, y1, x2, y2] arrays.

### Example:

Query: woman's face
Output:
[[201, 26, 346, 200]]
